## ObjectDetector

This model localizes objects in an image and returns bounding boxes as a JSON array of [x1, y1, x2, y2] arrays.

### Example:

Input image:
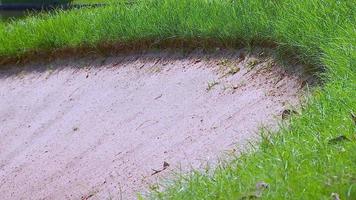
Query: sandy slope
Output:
[[0, 49, 309, 199]]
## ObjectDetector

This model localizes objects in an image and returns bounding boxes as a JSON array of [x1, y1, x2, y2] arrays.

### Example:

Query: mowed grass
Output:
[[0, 0, 355, 199]]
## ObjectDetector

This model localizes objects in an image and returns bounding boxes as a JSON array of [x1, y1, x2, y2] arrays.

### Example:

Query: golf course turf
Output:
[[0, 0, 355, 199]]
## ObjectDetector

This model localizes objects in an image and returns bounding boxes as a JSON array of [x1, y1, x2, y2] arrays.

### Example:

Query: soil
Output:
[[0, 48, 311, 199]]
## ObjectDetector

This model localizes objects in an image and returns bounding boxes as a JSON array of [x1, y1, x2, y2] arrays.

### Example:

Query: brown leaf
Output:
[[163, 161, 170, 169], [151, 161, 170, 176]]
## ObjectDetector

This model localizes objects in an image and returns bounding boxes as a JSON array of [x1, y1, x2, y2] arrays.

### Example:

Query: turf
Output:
[[72, 0, 109, 3], [0, 0, 355, 199]]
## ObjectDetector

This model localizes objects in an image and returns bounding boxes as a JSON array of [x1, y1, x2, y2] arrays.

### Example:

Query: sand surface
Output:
[[0, 49, 309, 199]]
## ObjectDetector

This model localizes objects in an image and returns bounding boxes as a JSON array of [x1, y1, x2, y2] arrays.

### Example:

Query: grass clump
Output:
[[0, 0, 355, 199]]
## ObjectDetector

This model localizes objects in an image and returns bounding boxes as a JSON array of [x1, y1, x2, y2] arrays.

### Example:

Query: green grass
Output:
[[0, 0, 355, 199], [72, 0, 109, 3]]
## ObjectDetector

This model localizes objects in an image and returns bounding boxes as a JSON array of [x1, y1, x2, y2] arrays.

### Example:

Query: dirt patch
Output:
[[0, 48, 312, 199]]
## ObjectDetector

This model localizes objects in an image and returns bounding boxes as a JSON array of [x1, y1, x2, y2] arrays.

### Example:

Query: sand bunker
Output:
[[0, 49, 310, 199]]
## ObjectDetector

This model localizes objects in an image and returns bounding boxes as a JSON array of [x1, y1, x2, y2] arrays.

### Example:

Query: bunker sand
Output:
[[0, 49, 310, 199]]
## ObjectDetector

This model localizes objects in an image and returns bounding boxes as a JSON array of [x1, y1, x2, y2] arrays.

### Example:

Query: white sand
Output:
[[0, 49, 307, 199]]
